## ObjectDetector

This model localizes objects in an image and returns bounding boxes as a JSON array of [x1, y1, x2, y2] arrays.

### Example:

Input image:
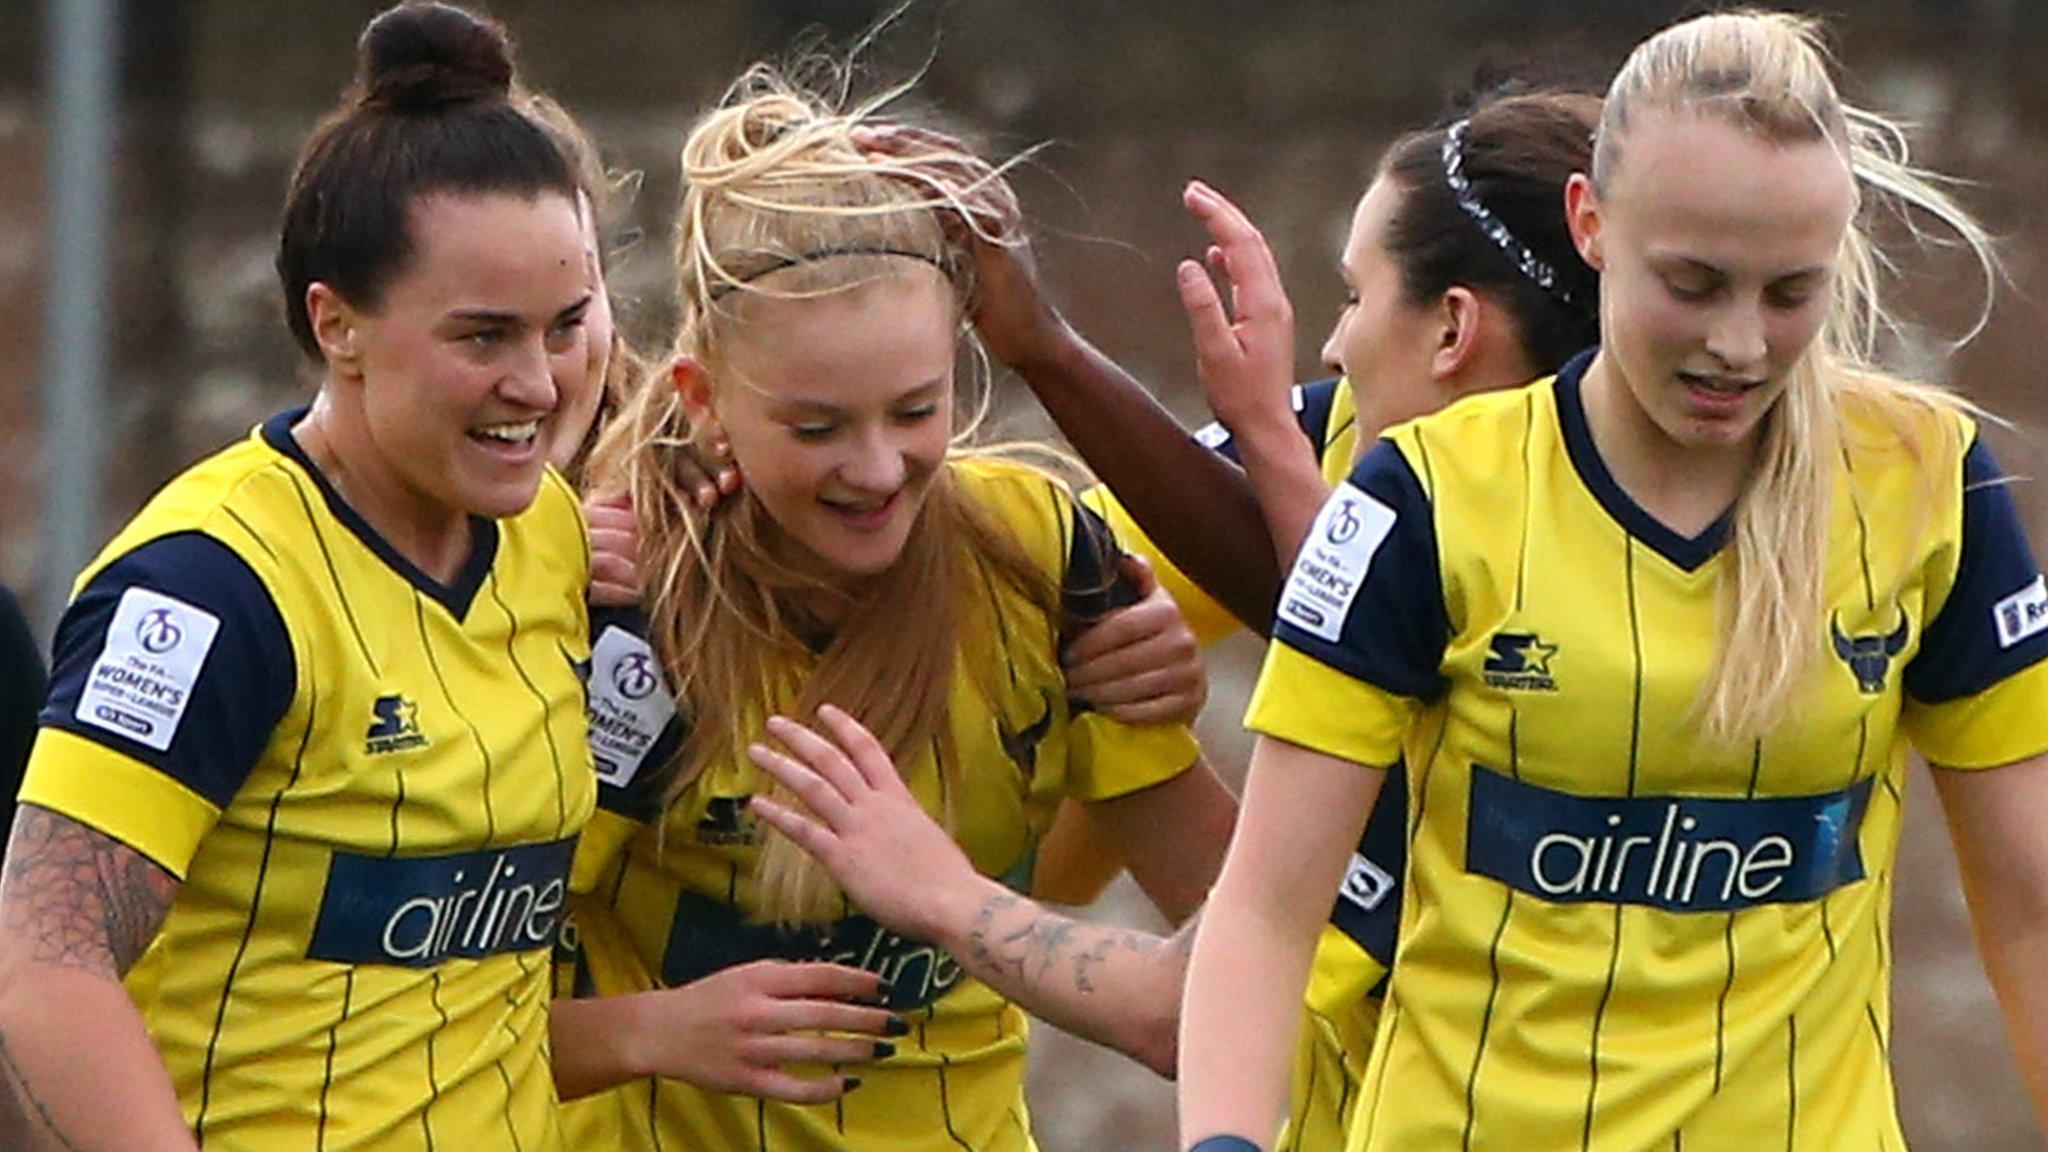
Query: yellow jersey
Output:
[[1248, 354, 2048, 1151], [1087, 378, 1395, 1150], [561, 455, 1201, 1152], [24, 411, 595, 1151]]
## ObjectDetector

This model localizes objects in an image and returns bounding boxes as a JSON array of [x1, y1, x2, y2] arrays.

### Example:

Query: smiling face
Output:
[[334, 192, 593, 530], [697, 264, 958, 578], [1570, 108, 1856, 461]]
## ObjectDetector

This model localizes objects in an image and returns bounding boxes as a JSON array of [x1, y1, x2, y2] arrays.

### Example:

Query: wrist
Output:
[[919, 870, 1006, 951], [1187, 1136, 1265, 1152], [1003, 318, 1090, 387]]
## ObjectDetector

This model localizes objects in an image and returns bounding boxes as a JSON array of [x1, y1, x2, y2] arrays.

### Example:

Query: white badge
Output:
[[1277, 481, 1398, 644], [1192, 421, 1232, 450], [75, 587, 222, 752], [1338, 851, 1396, 913], [1993, 573, 2048, 650], [586, 625, 677, 788]]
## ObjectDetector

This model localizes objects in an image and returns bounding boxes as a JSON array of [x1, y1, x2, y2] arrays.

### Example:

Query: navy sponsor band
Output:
[[1466, 767, 1870, 912], [664, 892, 962, 1012], [309, 837, 576, 967]]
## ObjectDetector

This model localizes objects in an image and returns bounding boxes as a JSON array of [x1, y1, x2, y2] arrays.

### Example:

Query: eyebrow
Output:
[[446, 292, 595, 327], [1654, 255, 1828, 283], [770, 378, 948, 415]]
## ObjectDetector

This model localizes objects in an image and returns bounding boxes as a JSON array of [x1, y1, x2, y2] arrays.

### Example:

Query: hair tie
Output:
[[708, 246, 957, 301], [1442, 118, 1578, 307]]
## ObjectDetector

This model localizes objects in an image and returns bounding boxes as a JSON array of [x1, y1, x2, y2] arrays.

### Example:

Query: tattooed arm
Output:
[[746, 708, 1226, 1078], [0, 804, 197, 1152]]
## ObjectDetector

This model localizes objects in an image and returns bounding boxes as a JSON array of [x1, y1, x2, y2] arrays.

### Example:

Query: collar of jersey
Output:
[[261, 409, 501, 619], [1553, 349, 1731, 573]]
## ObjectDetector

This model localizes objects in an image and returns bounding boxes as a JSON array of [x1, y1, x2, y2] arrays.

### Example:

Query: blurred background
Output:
[[6, 0, 2048, 1147]]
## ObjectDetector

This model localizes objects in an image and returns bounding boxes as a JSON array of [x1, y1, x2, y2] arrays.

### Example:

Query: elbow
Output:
[[1137, 1023, 1180, 1080]]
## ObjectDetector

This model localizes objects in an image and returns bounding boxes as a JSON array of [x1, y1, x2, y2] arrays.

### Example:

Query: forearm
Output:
[[549, 992, 652, 1101], [1227, 413, 1333, 566], [922, 870, 1187, 1077], [1177, 864, 1321, 1148], [0, 966, 197, 1151], [1975, 920, 2048, 1132], [1012, 328, 1279, 631]]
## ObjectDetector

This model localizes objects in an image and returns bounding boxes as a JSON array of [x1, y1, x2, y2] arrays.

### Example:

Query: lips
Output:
[[1677, 371, 1764, 418], [822, 491, 900, 532]]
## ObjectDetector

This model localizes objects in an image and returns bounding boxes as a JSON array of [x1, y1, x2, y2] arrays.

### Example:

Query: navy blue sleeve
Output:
[[585, 605, 683, 822], [38, 532, 293, 809], [1190, 377, 1342, 465], [1062, 500, 1144, 620], [1905, 438, 2048, 702], [1271, 438, 1449, 701]]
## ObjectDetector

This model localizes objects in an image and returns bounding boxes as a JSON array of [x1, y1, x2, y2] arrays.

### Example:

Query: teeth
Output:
[[475, 420, 539, 443]]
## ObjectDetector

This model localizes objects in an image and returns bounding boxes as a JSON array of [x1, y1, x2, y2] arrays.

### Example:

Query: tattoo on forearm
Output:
[[0, 1031, 86, 1152], [1, 807, 178, 977], [966, 893, 1188, 997]]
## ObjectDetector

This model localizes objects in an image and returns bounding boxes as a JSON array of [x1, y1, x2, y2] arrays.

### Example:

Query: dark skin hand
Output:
[[853, 123, 1286, 634]]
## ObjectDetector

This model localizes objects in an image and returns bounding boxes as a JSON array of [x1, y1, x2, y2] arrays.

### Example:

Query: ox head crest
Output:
[[1830, 610, 1911, 695]]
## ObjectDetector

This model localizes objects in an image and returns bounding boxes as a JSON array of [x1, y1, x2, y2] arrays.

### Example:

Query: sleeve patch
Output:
[[1993, 574, 2048, 649], [1192, 421, 1232, 450], [1338, 851, 1396, 914], [1277, 481, 1398, 643], [74, 588, 221, 752], [585, 625, 676, 789]]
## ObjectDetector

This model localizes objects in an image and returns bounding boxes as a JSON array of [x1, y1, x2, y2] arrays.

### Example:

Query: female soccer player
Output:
[[757, 84, 1603, 1145], [546, 64, 1235, 1151], [1181, 10, 2048, 1151], [0, 5, 598, 1150]]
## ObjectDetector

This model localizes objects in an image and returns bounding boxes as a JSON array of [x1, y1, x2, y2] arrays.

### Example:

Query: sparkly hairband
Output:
[[706, 245, 957, 301], [1441, 119, 1578, 307]]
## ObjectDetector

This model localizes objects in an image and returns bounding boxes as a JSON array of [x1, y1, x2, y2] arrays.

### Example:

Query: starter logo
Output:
[[1277, 481, 1397, 644], [1483, 632, 1560, 691], [364, 694, 428, 755], [308, 838, 576, 967], [695, 796, 761, 846], [587, 625, 676, 789], [1465, 767, 1870, 912], [76, 587, 222, 753]]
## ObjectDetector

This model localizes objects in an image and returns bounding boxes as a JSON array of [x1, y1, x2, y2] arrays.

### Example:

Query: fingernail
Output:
[[844, 1077, 864, 1092], [873, 1041, 897, 1059], [885, 1016, 910, 1036]]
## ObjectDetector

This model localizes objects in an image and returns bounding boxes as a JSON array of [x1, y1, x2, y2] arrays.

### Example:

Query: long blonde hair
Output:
[[1592, 9, 1996, 744], [586, 63, 1060, 923]]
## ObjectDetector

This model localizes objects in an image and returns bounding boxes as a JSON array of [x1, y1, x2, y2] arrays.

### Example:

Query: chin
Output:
[[465, 474, 548, 521]]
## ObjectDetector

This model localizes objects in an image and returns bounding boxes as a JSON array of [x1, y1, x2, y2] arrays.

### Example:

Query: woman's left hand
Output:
[[1063, 555, 1207, 726], [747, 707, 976, 941]]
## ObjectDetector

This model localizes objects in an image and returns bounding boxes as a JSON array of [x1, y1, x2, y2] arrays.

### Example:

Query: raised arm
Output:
[[1175, 180, 1333, 564], [0, 805, 196, 1152], [746, 706, 1212, 1078]]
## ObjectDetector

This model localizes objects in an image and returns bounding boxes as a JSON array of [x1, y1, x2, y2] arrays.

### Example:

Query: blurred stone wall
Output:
[[7, 1, 2048, 1147]]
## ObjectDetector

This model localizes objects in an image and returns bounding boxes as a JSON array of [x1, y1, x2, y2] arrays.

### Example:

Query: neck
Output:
[[1580, 353, 1758, 538], [296, 392, 474, 585]]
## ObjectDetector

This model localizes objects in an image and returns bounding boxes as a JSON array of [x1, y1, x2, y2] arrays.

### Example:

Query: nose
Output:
[[1320, 315, 1347, 377], [1703, 299, 1767, 374], [839, 426, 909, 493], [495, 332, 561, 413]]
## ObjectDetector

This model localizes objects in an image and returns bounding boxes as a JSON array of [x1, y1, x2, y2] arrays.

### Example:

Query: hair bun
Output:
[[356, 2, 514, 112]]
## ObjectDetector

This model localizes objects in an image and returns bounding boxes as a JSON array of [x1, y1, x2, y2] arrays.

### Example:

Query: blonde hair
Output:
[[1593, 10, 1996, 744], [586, 63, 1061, 924]]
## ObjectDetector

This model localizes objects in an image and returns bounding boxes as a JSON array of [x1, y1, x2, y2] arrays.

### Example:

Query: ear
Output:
[[1431, 287, 1486, 382], [306, 283, 363, 376], [1564, 172, 1605, 272], [672, 355, 717, 426]]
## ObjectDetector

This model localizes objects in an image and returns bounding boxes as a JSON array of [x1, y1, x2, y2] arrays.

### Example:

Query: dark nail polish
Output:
[[873, 1041, 897, 1060], [844, 1077, 864, 1092], [884, 1016, 910, 1036]]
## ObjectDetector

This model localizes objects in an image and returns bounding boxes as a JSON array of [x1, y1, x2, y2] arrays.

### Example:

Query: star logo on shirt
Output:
[[1483, 632, 1560, 691]]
